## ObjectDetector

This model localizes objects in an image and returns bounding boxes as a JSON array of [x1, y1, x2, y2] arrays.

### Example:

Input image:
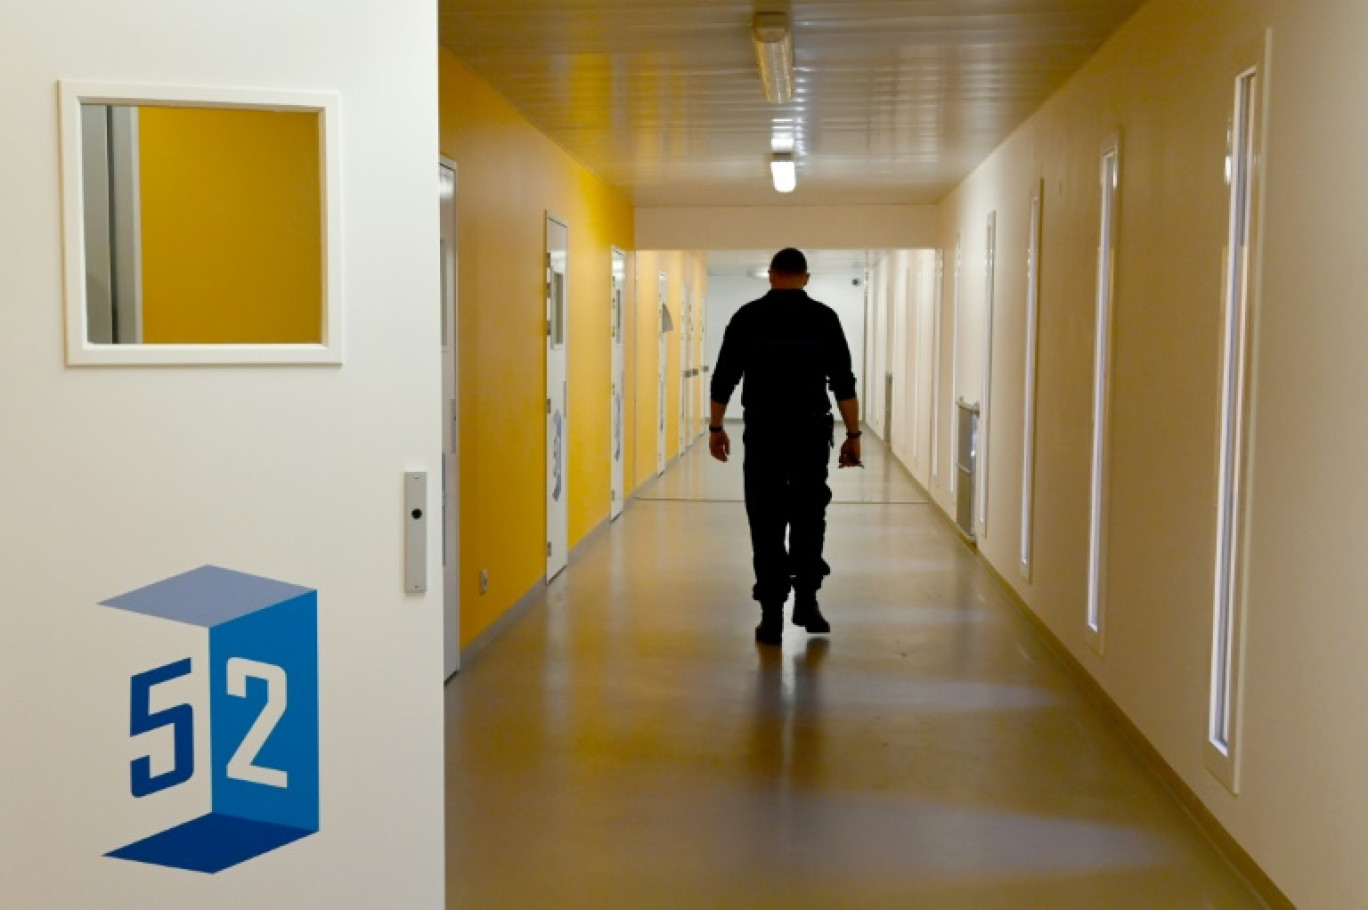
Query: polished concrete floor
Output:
[[444, 435, 1262, 909], [636, 420, 928, 504]]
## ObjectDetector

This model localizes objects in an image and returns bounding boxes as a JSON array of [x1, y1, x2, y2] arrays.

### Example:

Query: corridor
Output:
[[444, 436, 1261, 908]]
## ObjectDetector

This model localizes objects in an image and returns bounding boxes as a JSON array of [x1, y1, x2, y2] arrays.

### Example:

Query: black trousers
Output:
[[742, 412, 834, 605]]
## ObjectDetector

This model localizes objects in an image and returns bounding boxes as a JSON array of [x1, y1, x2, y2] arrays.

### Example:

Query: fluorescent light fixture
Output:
[[753, 12, 795, 104], [771, 152, 796, 193]]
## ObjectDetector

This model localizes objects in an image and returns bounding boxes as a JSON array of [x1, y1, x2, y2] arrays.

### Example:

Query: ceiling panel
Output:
[[439, 0, 1145, 206]]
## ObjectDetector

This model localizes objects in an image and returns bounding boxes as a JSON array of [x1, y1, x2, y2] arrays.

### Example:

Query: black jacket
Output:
[[710, 289, 857, 417]]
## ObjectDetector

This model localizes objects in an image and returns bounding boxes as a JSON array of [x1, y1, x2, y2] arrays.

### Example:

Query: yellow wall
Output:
[[630, 250, 707, 489], [138, 106, 321, 343], [438, 52, 635, 647], [685, 256, 709, 444], [928, 0, 1368, 904]]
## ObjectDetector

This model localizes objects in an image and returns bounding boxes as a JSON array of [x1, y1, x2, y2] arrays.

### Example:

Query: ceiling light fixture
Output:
[[752, 12, 795, 104], [771, 152, 797, 193]]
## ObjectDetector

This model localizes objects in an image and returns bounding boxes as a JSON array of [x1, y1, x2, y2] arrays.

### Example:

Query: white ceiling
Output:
[[438, 0, 1146, 207]]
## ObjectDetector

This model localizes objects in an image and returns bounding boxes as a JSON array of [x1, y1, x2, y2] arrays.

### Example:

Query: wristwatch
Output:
[[709, 425, 724, 433]]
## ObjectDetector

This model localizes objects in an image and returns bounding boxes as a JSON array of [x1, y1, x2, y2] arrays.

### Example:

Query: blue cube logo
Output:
[[103, 566, 319, 873]]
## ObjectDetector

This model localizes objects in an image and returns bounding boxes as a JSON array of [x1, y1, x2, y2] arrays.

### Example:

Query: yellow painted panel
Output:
[[438, 52, 633, 648], [631, 250, 709, 484], [138, 106, 321, 343]]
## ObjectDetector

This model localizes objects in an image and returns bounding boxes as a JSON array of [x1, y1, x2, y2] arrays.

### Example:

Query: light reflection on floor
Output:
[[444, 434, 1262, 909], [635, 425, 930, 504]]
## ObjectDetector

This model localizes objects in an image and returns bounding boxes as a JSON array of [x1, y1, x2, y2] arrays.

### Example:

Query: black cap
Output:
[[769, 248, 808, 275]]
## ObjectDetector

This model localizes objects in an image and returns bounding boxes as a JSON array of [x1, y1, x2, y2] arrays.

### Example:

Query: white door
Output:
[[546, 215, 569, 580], [439, 162, 460, 679], [657, 271, 668, 476], [610, 248, 626, 521], [679, 284, 691, 452]]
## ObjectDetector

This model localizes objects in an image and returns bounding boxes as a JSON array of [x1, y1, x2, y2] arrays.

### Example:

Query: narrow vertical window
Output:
[[977, 211, 997, 539], [1021, 180, 1043, 580], [1208, 66, 1261, 792], [1087, 134, 1121, 653], [931, 250, 944, 489]]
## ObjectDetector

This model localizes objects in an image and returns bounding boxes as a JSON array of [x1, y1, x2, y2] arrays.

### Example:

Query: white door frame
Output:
[[439, 159, 460, 680], [80, 104, 143, 344], [546, 214, 570, 581]]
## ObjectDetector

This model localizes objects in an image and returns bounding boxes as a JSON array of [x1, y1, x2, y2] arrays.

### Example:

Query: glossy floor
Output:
[[636, 420, 929, 504], [445, 439, 1261, 909]]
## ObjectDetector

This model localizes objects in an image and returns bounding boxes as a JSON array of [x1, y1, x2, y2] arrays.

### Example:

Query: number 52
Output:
[[129, 657, 289, 797]]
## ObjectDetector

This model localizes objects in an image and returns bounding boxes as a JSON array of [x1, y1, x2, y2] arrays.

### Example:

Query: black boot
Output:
[[791, 591, 830, 635], [755, 602, 784, 646]]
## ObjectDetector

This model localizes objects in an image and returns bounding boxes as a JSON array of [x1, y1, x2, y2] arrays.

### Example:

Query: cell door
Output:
[[679, 284, 691, 452], [546, 215, 569, 581], [657, 272, 668, 476], [439, 162, 461, 680], [610, 248, 626, 521]]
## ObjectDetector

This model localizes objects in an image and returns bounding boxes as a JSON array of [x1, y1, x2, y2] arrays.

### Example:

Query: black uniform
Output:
[[710, 289, 858, 606]]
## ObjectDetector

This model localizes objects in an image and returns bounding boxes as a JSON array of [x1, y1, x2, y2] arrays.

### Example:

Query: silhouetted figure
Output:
[[709, 248, 862, 645]]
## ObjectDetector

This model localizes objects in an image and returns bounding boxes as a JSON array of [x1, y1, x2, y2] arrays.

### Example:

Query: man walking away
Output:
[[708, 248, 862, 646]]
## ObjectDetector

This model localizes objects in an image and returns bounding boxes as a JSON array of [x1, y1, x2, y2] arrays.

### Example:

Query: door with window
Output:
[[610, 248, 626, 521], [546, 215, 569, 580], [439, 161, 460, 678]]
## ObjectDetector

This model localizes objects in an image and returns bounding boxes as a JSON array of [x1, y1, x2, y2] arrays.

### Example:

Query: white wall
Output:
[[925, 1, 1368, 905], [705, 272, 868, 407], [0, 2, 444, 907], [869, 249, 939, 486]]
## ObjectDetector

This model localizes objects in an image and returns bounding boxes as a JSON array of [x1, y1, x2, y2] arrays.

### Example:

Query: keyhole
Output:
[[411, 509, 423, 520]]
